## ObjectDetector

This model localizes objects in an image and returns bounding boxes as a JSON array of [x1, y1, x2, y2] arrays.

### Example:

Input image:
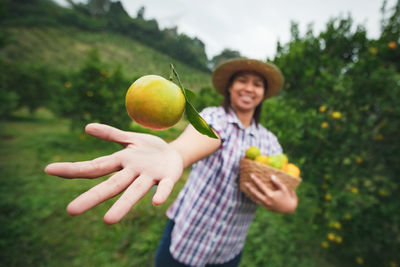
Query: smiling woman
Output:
[[217, 58, 284, 127]]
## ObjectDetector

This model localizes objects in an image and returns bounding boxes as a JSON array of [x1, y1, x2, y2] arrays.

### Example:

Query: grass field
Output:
[[0, 109, 190, 266]]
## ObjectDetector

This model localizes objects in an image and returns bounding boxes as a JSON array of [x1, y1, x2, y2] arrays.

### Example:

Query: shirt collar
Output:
[[227, 108, 259, 137]]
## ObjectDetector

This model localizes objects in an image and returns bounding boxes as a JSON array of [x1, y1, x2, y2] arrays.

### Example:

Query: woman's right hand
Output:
[[45, 123, 183, 225]]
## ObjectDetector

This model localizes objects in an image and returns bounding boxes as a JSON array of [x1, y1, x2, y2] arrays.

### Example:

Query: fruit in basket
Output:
[[245, 146, 261, 160], [267, 154, 288, 169], [255, 155, 269, 165], [282, 163, 301, 177]]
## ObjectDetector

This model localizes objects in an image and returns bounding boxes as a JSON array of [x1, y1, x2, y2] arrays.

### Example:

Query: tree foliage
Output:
[[53, 49, 132, 130], [210, 48, 242, 70], [260, 6, 400, 266]]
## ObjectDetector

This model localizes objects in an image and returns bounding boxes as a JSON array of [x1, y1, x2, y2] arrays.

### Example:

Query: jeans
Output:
[[155, 220, 242, 267]]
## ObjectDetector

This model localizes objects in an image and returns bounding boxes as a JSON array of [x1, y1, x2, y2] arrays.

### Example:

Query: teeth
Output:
[[240, 96, 253, 102]]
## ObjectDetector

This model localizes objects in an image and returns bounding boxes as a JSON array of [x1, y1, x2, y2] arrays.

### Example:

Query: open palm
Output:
[[45, 123, 183, 224]]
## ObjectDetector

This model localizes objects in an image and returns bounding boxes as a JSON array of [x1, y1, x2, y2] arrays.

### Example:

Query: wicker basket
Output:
[[239, 158, 302, 204]]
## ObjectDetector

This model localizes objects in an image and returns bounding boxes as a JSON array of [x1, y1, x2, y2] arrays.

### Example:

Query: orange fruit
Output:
[[267, 154, 288, 169], [388, 41, 397, 50], [255, 155, 269, 165], [283, 163, 301, 177], [125, 75, 186, 130], [245, 146, 261, 160]]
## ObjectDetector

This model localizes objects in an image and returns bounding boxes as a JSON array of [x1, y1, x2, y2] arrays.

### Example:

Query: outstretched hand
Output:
[[45, 123, 183, 225]]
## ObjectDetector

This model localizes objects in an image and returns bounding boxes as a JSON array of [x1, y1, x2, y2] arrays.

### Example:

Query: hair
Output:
[[221, 71, 268, 125]]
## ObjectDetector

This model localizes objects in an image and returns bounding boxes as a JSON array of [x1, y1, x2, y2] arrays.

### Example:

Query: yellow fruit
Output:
[[327, 233, 336, 241], [268, 154, 288, 169], [255, 155, 269, 165], [245, 146, 261, 160], [125, 75, 186, 130], [282, 163, 301, 177], [321, 122, 329, 128], [280, 154, 289, 165], [331, 111, 342, 119]]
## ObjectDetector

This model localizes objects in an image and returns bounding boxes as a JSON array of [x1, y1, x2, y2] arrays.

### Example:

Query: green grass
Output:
[[0, 110, 190, 266], [1, 26, 211, 90]]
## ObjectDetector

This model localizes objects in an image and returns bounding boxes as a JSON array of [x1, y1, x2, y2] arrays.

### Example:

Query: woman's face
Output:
[[229, 72, 265, 113]]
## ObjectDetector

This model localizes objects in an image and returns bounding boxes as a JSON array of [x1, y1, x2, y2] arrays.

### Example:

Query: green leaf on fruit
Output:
[[185, 101, 218, 138], [170, 64, 218, 139], [184, 88, 196, 102]]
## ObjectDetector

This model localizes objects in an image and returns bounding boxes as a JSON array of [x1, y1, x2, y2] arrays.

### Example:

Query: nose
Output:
[[243, 81, 256, 92]]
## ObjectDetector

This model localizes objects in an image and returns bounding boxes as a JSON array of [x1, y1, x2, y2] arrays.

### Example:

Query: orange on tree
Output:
[[388, 41, 397, 50], [125, 75, 186, 130]]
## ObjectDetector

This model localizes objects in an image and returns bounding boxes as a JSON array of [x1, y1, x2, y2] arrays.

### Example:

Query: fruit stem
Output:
[[169, 64, 174, 81]]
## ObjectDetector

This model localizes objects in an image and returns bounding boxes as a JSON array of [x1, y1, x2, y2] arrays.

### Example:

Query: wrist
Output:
[[168, 140, 187, 169]]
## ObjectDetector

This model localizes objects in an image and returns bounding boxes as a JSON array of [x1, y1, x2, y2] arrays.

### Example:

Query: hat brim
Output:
[[212, 58, 284, 99]]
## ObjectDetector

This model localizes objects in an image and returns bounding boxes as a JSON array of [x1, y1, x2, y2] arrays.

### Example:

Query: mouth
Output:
[[238, 95, 254, 103]]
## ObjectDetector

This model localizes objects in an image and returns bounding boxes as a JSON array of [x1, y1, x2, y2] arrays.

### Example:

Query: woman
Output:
[[45, 58, 298, 267]]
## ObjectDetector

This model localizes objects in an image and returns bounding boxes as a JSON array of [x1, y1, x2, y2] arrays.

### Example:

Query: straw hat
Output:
[[212, 58, 284, 99]]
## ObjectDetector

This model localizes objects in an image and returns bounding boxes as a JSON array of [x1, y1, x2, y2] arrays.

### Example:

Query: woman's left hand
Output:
[[245, 174, 298, 213]]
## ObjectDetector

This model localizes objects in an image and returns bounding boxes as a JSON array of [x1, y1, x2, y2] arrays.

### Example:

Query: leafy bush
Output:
[[261, 13, 400, 266], [193, 85, 223, 111], [0, 60, 18, 119], [54, 49, 132, 130], [0, 59, 65, 117]]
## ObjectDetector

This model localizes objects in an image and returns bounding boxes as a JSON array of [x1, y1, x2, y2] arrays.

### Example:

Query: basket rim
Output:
[[240, 158, 302, 181]]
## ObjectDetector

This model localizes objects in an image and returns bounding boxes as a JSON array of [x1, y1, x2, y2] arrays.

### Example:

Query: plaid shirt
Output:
[[166, 106, 282, 266]]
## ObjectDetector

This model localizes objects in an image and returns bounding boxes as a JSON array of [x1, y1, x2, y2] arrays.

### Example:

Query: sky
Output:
[[55, 0, 397, 60]]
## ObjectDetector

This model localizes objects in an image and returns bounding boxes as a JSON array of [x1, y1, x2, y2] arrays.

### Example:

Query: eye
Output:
[[253, 81, 264, 88]]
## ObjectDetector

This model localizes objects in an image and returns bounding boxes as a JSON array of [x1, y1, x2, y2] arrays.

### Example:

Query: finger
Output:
[[66, 168, 137, 216], [85, 123, 135, 145], [270, 175, 287, 192], [152, 178, 175, 205], [250, 173, 272, 196], [245, 183, 270, 206], [45, 152, 122, 178], [103, 174, 155, 225]]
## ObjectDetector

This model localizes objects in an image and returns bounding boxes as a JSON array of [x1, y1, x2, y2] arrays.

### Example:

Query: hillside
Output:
[[1, 26, 211, 90]]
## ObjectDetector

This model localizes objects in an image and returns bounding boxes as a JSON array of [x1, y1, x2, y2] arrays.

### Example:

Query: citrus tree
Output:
[[261, 3, 399, 265], [54, 49, 132, 130]]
